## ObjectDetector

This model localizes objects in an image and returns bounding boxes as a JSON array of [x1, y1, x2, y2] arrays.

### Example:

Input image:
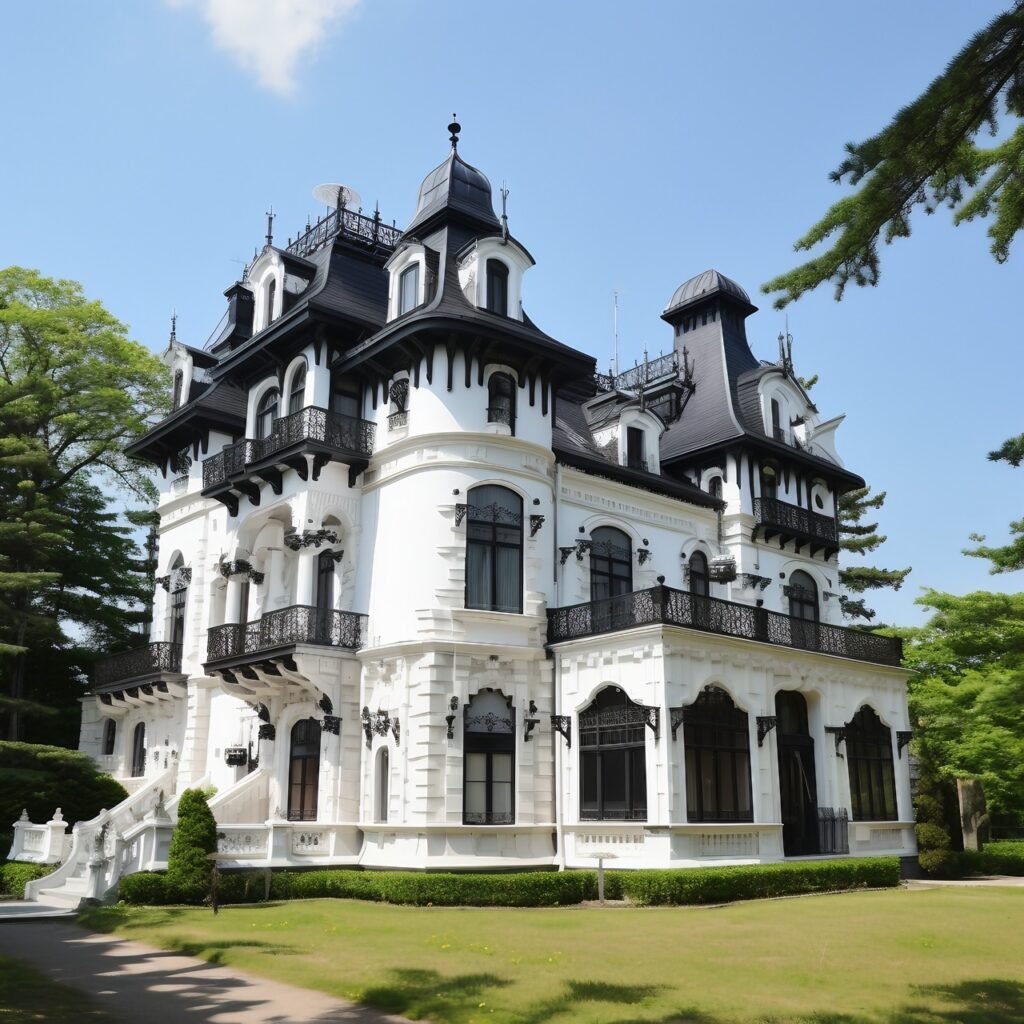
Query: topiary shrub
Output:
[[117, 871, 171, 905], [165, 789, 217, 904]]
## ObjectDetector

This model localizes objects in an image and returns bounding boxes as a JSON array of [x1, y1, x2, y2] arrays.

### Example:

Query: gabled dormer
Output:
[[247, 246, 318, 334], [383, 239, 436, 321]]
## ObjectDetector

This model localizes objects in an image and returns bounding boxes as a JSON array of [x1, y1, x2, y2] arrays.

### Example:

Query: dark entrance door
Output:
[[775, 690, 819, 856]]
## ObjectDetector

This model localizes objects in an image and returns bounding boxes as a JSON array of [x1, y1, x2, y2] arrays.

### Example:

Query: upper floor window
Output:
[[486, 259, 509, 316], [590, 526, 632, 601], [331, 370, 362, 419], [102, 718, 116, 756], [760, 465, 778, 500], [288, 361, 306, 415], [465, 485, 522, 614], [399, 263, 419, 315], [487, 373, 515, 431], [172, 370, 183, 409], [688, 550, 709, 597], [787, 570, 818, 622], [708, 476, 723, 500], [266, 278, 277, 327], [626, 427, 646, 471], [771, 398, 783, 441], [167, 554, 189, 649], [256, 388, 279, 441]]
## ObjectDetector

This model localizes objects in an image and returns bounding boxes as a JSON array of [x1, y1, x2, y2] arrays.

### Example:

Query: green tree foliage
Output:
[[762, 4, 1024, 309], [900, 590, 1024, 823], [963, 432, 1024, 573], [838, 487, 911, 621], [0, 267, 167, 740], [166, 788, 218, 904]]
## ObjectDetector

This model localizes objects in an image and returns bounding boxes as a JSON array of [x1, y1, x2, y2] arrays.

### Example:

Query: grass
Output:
[[0, 955, 115, 1022], [76, 886, 1024, 1024]]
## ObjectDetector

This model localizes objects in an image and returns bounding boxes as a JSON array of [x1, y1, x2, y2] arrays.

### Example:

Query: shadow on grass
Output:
[[78, 905, 190, 933], [360, 967, 511, 1017], [166, 937, 299, 965]]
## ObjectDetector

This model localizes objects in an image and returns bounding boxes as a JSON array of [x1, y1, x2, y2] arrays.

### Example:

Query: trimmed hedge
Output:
[[958, 841, 1024, 877], [0, 861, 54, 899], [118, 857, 899, 908]]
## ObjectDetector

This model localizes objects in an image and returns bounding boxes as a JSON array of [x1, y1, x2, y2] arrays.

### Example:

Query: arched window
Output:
[[266, 278, 277, 327], [708, 476, 723, 500], [485, 259, 509, 316], [375, 747, 389, 823], [288, 361, 306, 415], [465, 485, 522, 613], [130, 723, 146, 778], [845, 706, 898, 821], [771, 398, 783, 440], [398, 263, 419, 315], [172, 370, 183, 409], [256, 388, 279, 441], [463, 691, 515, 824], [315, 549, 335, 638], [487, 373, 516, 432], [688, 551, 710, 597], [287, 718, 321, 821], [102, 719, 117, 757], [787, 570, 818, 621], [167, 554, 188, 650], [760, 465, 778, 500], [625, 427, 646, 471], [590, 526, 632, 601], [775, 690, 819, 856], [580, 687, 648, 821], [683, 686, 752, 823]]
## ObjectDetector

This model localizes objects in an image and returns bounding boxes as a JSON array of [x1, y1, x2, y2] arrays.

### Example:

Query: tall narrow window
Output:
[[256, 388, 279, 441], [708, 476, 723, 500], [238, 579, 250, 625], [465, 485, 523, 613], [130, 723, 146, 778], [771, 398, 783, 441], [102, 719, 117, 757], [376, 747, 390, 823], [688, 550, 710, 597], [760, 465, 778, 500], [315, 549, 335, 639], [776, 690, 819, 856], [487, 373, 515, 432], [683, 686, 753, 823], [330, 370, 362, 418], [626, 427, 646, 471], [172, 370, 183, 409], [486, 259, 509, 316], [287, 718, 320, 821], [845, 706, 898, 821], [288, 361, 307, 415], [787, 570, 818, 621], [463, 691, 515, 824], [398, 263, 419, 315], [266, 279, 277, 327], [590, 526, 632, 601], [168, 555, 188, 650], [580, 687, 648, 821]]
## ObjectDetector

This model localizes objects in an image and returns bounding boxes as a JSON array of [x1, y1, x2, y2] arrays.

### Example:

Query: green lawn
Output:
[[0, 955, 114, 1022], [80, 887, 1024, 1024]]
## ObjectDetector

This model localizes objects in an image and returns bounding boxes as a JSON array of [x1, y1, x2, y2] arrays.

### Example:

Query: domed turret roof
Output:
[[404, 123, 500, 235], [662, 269, 752, 317]]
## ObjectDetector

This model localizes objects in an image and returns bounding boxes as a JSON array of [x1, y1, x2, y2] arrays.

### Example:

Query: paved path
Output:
[[0, 919, 416, 1024]]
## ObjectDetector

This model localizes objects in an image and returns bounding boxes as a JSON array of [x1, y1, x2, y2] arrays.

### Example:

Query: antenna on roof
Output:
[[312, 183, 362, 211], [169, 311, 177, 345], [265, 206, 275, 247]]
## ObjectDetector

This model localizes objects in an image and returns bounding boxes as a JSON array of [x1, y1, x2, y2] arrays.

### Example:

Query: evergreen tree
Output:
[[963, 434, 1024, 572], [0, 267, 168, 739], [166, 788, 218, 904]]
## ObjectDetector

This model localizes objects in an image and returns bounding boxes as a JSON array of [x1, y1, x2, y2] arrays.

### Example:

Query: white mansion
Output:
[[20, 125, 915, 903]]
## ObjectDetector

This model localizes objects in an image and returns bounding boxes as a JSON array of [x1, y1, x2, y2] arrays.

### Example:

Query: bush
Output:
[[958, 841, 1024, 877], [0, 741, 127, 835], [117, 871, 171, 905], [0, 861, 54, 899], [165, 789, 217, 904]]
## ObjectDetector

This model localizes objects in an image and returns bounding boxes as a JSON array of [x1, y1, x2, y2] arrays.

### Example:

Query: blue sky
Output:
[[1, 1, 1019, 626]]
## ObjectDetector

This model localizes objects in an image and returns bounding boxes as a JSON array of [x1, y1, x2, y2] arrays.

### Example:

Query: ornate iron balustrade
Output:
[[95, 642, 183, 686], [207, 606, 367, 661], [486, 406, 513, 426], [754, 497, 837, 544], [546, 586, 902, 667], [463, 811, 515, 825], [202, 440, 258, 489], [286, 205, 402, 260], [594, 351, 679, 393], [818, 807, 850, 854], [254, 407, 375, 461]]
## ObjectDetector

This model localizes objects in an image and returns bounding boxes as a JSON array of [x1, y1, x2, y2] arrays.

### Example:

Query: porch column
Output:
[[296, 550, 316, 607]]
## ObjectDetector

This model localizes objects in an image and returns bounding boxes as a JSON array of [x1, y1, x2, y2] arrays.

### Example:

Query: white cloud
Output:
[[169, 0, 360, 96]]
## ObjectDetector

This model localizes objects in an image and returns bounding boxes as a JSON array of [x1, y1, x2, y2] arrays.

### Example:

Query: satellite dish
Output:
[[312, 183, 362, 210]]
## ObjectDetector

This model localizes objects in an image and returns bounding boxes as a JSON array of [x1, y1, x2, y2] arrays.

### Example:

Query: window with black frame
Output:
[[688, 550, 710, 597], [760, 465, 778, 500], [579, 687, 648, 821], [130, 722, 146, 778], [485, 259, 509, 316], [256, 388, 279, 441], [590, 526, 632, 601], [287, 718, 321, 821], [787, 569, 818, 649], [487, 373, 515, 431], [683, 686, 753, 823], [168, 555, 188, 649], [465, 485, 522, 613], [463, 690, 515, 824], [845, 706, 898, 821], [398, 263, 419, 315], [102, 718, 116, 756], [288, 360, 306, 415]]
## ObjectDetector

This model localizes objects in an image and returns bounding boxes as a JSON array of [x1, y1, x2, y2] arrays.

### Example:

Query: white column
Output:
[[296, 550, 316, 607], [225, 577, 243, 622]]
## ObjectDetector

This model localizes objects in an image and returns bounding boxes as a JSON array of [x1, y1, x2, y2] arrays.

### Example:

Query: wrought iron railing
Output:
[[206, 606, 367, 661], [486, 406, 513, 426], [254, 407, 375, 461], [463, 812, 515, 825], [626, 456, 648, 472], [286, 205, 402, 260], [546, 586, 902, 667], [95, 642, 183, 686], [753, 497, 837, 544], [594, 351, 679, 393], [818, 807, 850, 854], [202, 439, 257, 490]]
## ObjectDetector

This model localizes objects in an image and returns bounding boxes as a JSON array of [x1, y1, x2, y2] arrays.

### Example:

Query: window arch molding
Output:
[[384, 242, 428, 321], [588, 524, 633, 602], [283, 356, 308, 415], [844, 703, 899, 822], [247, 376, 284, 438], [486, 370, 517, 433], [254, 265, 282, 332], [464, 482, 524, 614]]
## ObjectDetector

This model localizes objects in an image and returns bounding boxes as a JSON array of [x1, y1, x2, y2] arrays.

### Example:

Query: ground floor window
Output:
[[845, 705, 898, 821], [463, 690, 514, 824], [288, 718, 321, 822], [376, 747, 389, 823], [579, 687, 648, 820], [683, 686, 753, 822], [130, 722, 146, 777], [102, 718, 117, 756]]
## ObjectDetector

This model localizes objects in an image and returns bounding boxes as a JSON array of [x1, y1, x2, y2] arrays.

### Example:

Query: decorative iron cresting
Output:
[[551, 714, 572, 748], [286, 202, 402, 260], [756, 715, 778, 746], [95, 642, 183, 686]]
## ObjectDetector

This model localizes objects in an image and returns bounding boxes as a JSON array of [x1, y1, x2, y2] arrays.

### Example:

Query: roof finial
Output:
[[448, 113, 461, 150], [265, 205, 275, 247], [169, 310, 177, 344], [500, 182, 509, 242]]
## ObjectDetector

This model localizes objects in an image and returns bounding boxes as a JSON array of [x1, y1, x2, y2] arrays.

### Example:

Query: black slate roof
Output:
[[404, 145, 500, 236]]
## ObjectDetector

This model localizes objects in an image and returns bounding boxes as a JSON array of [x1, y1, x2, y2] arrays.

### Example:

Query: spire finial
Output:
[[265, 205, 275, 247], [448, 114, 461, 149], [500, 182, 510, 241], [170, 310, 177, 344]]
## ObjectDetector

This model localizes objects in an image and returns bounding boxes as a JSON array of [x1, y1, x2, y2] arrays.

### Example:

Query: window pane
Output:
[[399, 264, 419, 314], [495, 546, 520, 612], [466, 781, 488, 814], [466, 541, 492, 610], [492, 752, 512, 783], [581, 752, 599, 817], [601, 749, 627, 817]]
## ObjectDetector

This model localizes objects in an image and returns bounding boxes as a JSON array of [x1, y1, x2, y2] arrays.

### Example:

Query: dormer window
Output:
[[487, 373, 515, 432], [256, 388, 279, 441], [266, 279, 277, 327], [771, 398, 783, 441], [172, 369, 183, 409], [399, 264, 419, 315], [708, 476, 723, 500], [486, 259, 509, 316], [626, 427, 646, 471]]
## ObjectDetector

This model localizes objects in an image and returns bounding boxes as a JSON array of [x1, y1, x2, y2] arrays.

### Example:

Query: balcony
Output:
[[206, 606, 368, 670], [202, 407, 375, 513], [753, 496, 838, 557], [95, 642, 183, 687], [546, 586, 902, 668]]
